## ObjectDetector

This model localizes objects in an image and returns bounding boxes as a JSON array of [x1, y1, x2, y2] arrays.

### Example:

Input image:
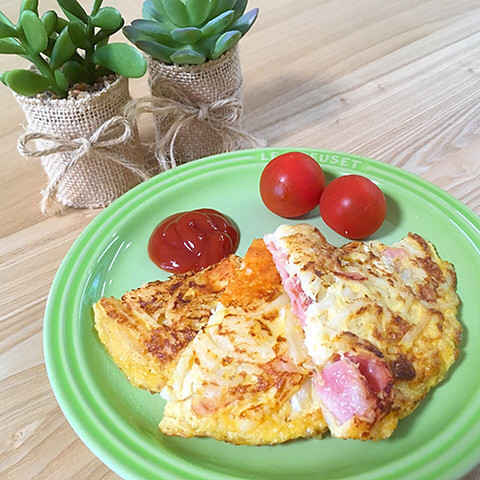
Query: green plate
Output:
[[44, 148, 480, 480]]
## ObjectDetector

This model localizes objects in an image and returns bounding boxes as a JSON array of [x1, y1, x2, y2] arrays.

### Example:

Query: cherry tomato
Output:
[[319, 174, 386, 239], [260, 152, 326, 218]]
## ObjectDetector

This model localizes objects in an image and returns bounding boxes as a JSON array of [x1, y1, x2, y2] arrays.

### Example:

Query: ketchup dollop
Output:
[[148, 208, 240, 274]]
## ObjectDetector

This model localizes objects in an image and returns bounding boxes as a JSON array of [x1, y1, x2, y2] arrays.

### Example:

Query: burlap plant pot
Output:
[[15, 75, 150, 215], [129, 47, 264, 171]]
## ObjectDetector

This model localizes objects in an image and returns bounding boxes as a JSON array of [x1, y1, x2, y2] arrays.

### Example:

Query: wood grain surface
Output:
[[1, 1, 479, 479]]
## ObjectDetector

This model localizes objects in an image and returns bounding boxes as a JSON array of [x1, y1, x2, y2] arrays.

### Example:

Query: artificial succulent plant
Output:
[[0, 0, 147, 98], [123, 0, 258, 65]]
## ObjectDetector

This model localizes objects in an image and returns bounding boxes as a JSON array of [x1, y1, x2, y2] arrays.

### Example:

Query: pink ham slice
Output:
[[345, 352, 392, 395], [314, 352, 392, 425], [264, 240, 312, 326], [283, 275, 312, 327], [382, 247, 408, 260]]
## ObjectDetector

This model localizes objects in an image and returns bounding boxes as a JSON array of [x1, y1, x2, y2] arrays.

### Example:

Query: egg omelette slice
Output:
[[264, 223, 461, 441], [93, 254, 241, 392], [159, 239, 328, 445]]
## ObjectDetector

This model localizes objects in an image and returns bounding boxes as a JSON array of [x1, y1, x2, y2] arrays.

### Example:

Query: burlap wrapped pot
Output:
[[133, 47, 263, 170], [15, 75, 150, 215]]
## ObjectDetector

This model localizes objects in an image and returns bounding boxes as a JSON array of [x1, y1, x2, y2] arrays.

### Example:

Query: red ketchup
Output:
[[148, 208, 240, 274]]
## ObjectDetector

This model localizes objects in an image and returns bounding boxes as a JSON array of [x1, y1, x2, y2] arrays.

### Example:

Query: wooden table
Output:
[[1, 0, 479, 478]]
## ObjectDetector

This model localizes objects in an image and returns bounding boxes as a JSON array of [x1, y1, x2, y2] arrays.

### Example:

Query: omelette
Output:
[[93, 254, 241, 392], [159, 239, 328, 444], [264, 223, 461, 440]]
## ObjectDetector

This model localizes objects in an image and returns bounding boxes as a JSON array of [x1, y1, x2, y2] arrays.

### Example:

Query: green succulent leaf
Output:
[[41, 11, 58, 37], [126, 20, 177, 46], [93, 43, 147, 78], [0, 38, 26, 55], [208, 0, 235, 20], [68, 20, 89, 49], [91, 0, 104, 16], [232, 0, 247, 22], [92, 7, 123, 30], [185, 0, 212, 26], [142, 1, 165, 23], [136, 40, 175, 63], [131, 19, 171, 37], [229, 7, 258, 36], [163, 0, 190, 27], [92, 27, 116, 44], [4, 69, 51, 96], [55, 17, 69, 33], [170, 48, 205, 65], [54, 69, 68, 91], [50, 26, 76, 69], [201, 10, 234, 38], [20, 0, 39, 15], [204, 0, 219, 17], [44, 37, 56, 57], [0, 11, 14, 28], [148, 0, 171, 18], [20, 10, 48, 54], [171, 27, 202, 45], [195, 34, 218, 57], [211, 29, 240, 59], [57, 0, 88, 24], [62, 59, 87, 83], [95, 36, 109, 48], [0, 22, 17, 39], [123, 25, 145, 44], [0, 71, 7, 85]]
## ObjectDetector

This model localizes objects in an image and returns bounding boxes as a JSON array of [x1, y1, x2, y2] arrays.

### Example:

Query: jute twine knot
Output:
[[18, 115, 151, 215], [196, 97, 241, 123], [125, 83, 265, 171]]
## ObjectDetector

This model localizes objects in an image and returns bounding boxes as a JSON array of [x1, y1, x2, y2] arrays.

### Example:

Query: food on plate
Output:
[[319, 174, 387, 239], [93, 254, 241, 392], [159, 239, 328, 444], [260, 152, 326, 218], [93, 221, 461, 444], [148, 208, 240, 273], [264, 223, 461, 440]]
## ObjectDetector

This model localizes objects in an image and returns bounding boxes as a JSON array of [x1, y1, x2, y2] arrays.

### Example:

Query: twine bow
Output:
[[125, 84, 266, 170], [18, 116, 151, 215]]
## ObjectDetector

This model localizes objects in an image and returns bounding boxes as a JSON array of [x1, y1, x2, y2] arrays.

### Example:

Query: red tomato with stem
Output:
[[260, 152, 326, 218], [319, 174, 386, 239]]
